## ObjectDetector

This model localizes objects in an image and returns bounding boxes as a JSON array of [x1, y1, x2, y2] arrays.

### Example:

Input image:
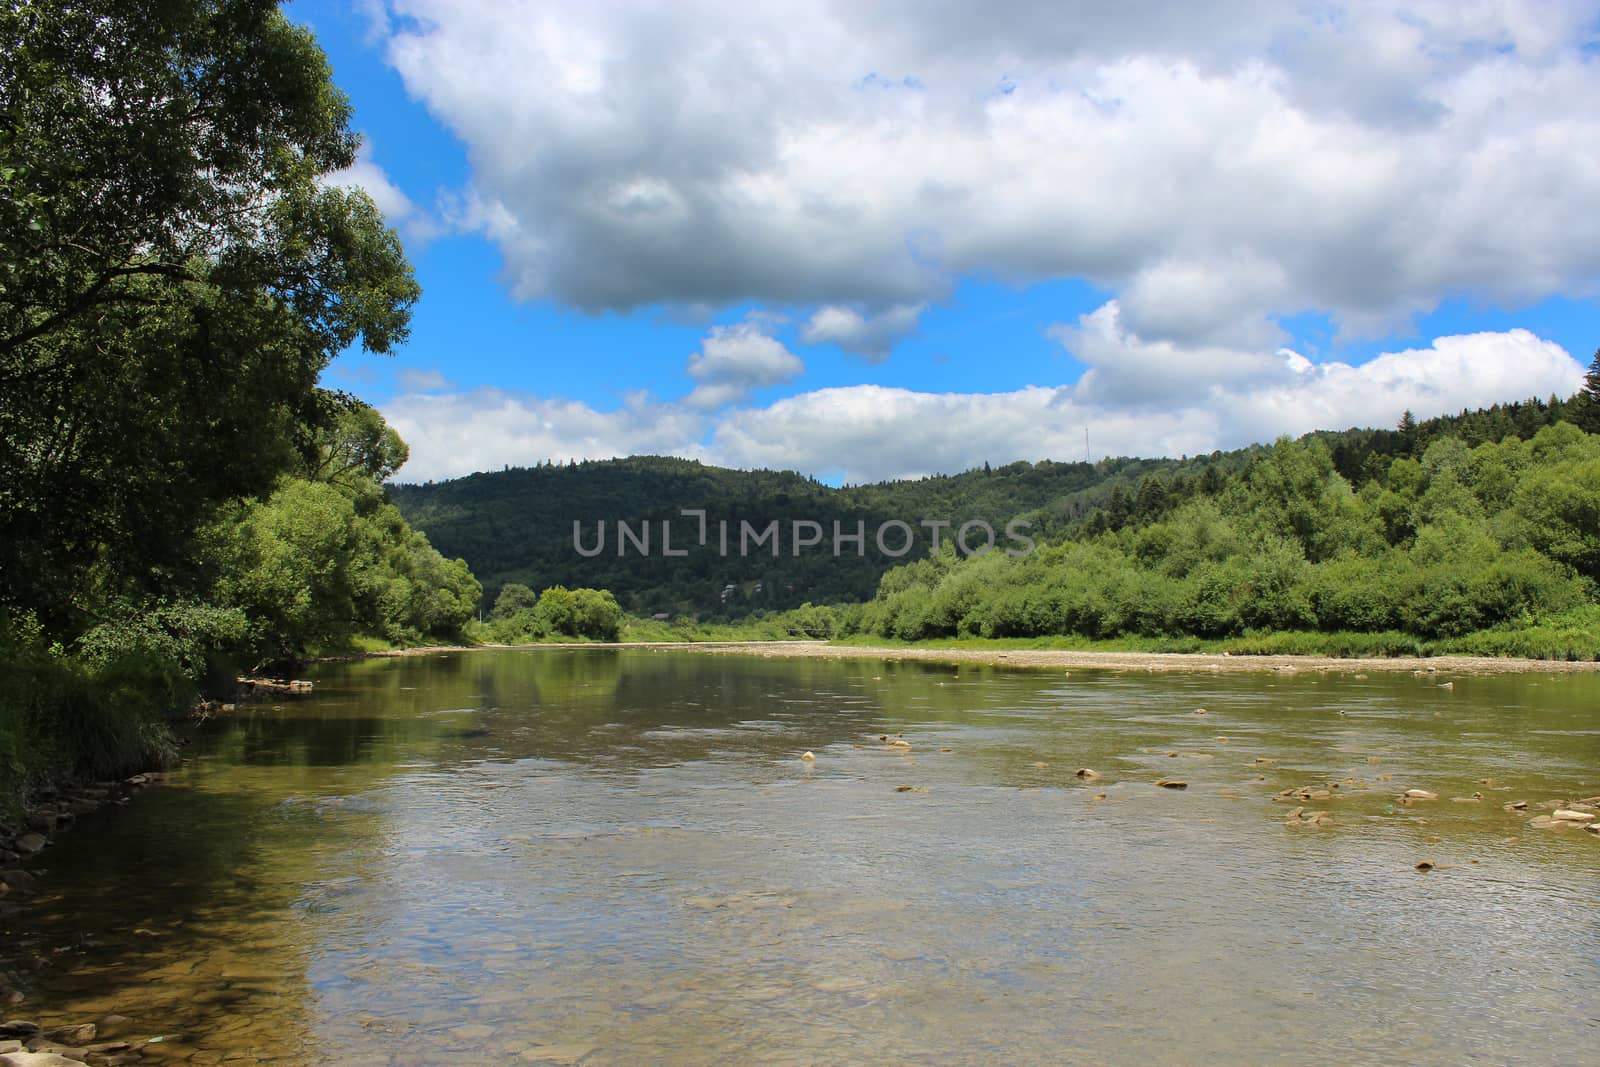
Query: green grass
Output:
[[829, 611, 1600, 661], [1, 624, 189, 818]]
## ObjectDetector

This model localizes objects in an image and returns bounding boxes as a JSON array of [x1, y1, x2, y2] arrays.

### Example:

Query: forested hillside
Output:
[[391, 394, 1582, 619], [389, 454, 1213, 616], [841, 391, 1600, 659]]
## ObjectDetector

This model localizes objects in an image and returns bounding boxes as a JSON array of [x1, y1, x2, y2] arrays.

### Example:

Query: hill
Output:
[[389, 394, 1578, 619]]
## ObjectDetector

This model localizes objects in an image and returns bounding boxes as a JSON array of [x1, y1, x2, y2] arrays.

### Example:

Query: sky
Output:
[[295, 0, 1600, 485]]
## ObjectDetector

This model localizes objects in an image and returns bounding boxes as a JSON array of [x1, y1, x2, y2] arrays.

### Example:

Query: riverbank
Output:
[[353, 639, 1600, 674]]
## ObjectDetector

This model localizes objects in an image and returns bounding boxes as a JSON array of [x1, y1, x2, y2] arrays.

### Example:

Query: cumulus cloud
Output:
[[801, 303, 927, 361], [384, 389, 707, 483], [683, 319, 806, 410], [1051, 301, 1291, 408], [384, 329, 1587, 484], [372, 0, 1600, 346]]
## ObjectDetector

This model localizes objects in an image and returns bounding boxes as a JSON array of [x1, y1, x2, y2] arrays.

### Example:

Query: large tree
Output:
[[0, 0, 419, 628]]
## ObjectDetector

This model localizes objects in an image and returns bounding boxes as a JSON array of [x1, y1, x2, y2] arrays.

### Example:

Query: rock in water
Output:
[[42, 1026, 93, 1046], [11, 835, 44, 855], [1074, 768, 1100, 779], [1154, 779, 1188, 789], [1403, 789, 1439, 800], [1552, 810, 1595, 823], [800, 751, 815, 761]]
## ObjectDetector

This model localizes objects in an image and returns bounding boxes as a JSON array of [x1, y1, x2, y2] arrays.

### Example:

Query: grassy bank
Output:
[[0, 616, 189, 819], [830, 606, 1600, 662]]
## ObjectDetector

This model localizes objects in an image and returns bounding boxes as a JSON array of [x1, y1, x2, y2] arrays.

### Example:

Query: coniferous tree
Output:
[[1577, 350, 1600, 434], [1398, 409, 1419, 454]]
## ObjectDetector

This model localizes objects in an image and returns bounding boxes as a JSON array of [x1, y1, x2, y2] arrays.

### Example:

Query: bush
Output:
[[485, 586, 626, 642], [2, 612, 186, 813]]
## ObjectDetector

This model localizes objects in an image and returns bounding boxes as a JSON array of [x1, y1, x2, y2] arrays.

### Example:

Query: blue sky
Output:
[[294, 1, 1599, 484]]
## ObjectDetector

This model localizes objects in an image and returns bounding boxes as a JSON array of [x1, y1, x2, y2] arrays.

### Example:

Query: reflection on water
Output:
[[5, 650, 1599, 1065]]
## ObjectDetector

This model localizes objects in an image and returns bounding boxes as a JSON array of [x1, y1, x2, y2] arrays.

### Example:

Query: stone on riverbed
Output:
[[11, 836, 44, 856], [1074, 768, 1100, 779], [1551, 810, 1595, 823], [1154, 779, 1188, 789], [1403, 789, 1438, 800], [41, 1028, 92, 1047], [0, 1053, 92, 1067]]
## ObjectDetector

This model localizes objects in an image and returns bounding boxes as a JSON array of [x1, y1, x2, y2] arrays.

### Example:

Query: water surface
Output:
[[6, 650, 1599, 1065]]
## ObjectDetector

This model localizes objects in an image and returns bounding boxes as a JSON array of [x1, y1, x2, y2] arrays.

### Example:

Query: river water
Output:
[[5, 649, 1599, 1065]]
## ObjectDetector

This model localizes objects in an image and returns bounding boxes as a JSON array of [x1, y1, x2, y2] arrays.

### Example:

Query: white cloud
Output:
[[683, 318, 805, 409], [384, 388, 707, 483], [372, 0, 1600, 347], [385, 329, 1587, 484], [801, 303, 927, 361], [1050, 300, 1291, 408]]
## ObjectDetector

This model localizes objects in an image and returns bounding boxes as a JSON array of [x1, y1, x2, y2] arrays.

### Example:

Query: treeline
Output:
[[0, 2, 475, 803], [472, 583, 843, 644], [841, 400, 1600, 659]]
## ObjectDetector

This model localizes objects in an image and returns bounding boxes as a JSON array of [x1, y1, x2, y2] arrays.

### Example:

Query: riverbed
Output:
[[5, 649, 1598, 1064]]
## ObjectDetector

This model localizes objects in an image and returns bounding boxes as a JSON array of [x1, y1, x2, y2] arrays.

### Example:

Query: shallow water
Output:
[[5, 650, 1599, 1065]]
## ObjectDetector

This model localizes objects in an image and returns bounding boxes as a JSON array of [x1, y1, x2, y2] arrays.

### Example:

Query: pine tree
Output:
[[1577, 350, 1600, 434], [1398, 409, 1419, 454]]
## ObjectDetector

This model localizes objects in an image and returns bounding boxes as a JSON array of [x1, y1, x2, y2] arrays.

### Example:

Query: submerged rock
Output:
[[799, 751, 815, 761], [1074, 768, 1101, 779], [41, 1027, 92, 1046], [1154, 779, 1188, 789], [1552, 810, 1595, 823], [1403, 789, 1439, 801]]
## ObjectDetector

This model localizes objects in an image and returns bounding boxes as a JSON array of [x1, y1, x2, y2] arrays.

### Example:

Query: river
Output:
[[5, 649, 1598, 1064]]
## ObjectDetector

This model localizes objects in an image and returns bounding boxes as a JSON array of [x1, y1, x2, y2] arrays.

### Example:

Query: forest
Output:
[[838, 397, 1600, 659]]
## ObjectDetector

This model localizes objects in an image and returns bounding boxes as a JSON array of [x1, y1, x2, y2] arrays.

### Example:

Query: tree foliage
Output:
[[842, 423, 1600, 646], [0, 0, 420, 626]]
